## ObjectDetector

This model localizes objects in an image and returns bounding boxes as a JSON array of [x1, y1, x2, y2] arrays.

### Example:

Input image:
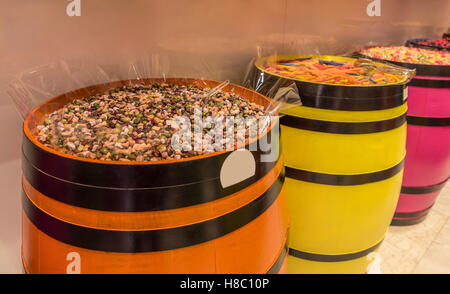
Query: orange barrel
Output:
[[21, 78, 289, 274]]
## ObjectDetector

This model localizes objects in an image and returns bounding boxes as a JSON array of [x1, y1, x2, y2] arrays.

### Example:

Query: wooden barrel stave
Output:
[[393, 74, 450, 225], [21, 184, 288, 274], [283, 112, 405, 273]]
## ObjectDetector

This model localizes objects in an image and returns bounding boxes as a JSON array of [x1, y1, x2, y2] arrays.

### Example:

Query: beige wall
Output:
[[0, 0, 449, 161]]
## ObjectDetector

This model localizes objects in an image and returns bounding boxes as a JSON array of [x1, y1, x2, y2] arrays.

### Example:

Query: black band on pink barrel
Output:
[[391, 206, 433, 226], [408, 78, 450, 88], [407, 116, 450, 127], [401, 179, 448, 195], [393, 206, 433, 219]]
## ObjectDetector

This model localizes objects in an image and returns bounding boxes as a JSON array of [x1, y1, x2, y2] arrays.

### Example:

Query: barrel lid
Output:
[[357, 46, 450, 78], [254, 54, 409, 111]]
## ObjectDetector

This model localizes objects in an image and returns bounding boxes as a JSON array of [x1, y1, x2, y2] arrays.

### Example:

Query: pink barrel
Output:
[[392, 74, 450, 225], [356, 48, 450, 225]]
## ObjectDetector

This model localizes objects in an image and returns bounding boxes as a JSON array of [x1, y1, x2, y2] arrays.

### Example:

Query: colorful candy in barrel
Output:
[[253, 55, 410, 273], [359, 46, 450, 225], [21, 78, 288, 274], [406, 38, 450, 51]]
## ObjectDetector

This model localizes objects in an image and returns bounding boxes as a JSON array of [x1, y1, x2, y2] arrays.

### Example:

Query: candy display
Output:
[[360, 46, 450, 65], [22, 78, 288, 274], [3, 0, 450, 277], [360, 44, 450, 225], [253, 55, 413, 111], [407, 38, 450, 50], [394, 73, 450, 226], [416, 38, 450, 49], [259, 55, 407, 86], [35, 83, 266, 162], [361, 45, 450, 226]]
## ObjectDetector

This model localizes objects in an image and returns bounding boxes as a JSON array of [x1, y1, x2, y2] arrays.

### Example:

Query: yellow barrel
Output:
[[253, 55, 410, 273]]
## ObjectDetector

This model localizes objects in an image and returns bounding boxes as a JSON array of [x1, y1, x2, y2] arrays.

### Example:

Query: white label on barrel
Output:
[[66, 252, 81, 274], [220, 150, 256, 188], [403, 86, 408, 101]]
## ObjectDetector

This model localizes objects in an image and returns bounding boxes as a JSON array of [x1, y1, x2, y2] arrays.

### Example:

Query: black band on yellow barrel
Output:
[[22, 171, 285, 253], [401, 179, 448, 195], [280, 114, 406, 134], [22, 128, 279, 189], [288, 240, 383, 262], [266, 243, 288, 274], [22, 152, 280, 212], [285, 159, 404, 186], [407, 116, 450, 127]]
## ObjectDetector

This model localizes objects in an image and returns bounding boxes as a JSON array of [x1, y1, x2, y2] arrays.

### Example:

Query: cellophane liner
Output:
[[242, 47, 304, 113], [353, 46, 416, 81], [7, 56, 170, 120], [9, 52, 292, 165], [242, 35, 351, 111], [242, 43, 416, 110], [7, 51, 303, 120]]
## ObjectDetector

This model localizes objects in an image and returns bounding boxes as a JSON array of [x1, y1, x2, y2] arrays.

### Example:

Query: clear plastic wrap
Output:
[[243, 48, 416, 113]]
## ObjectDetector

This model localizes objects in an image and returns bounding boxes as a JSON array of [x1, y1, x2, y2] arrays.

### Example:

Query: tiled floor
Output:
[[379, 183, 450, 274]]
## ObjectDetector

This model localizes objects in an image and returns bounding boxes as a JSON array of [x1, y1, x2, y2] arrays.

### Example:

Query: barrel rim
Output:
[[406, 38, 450, 52], [355, 46, 450, 77], [253, 55, 408, 111], [254, 54, 411, 87], [23, 78, 278, 166]]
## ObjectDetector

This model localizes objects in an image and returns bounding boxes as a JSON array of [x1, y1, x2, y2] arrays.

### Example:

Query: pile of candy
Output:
[[35, 84, 266, 162], [415, 38, 450, 50], [261, 56, 406, 86], [360, 46, 450, 66]]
